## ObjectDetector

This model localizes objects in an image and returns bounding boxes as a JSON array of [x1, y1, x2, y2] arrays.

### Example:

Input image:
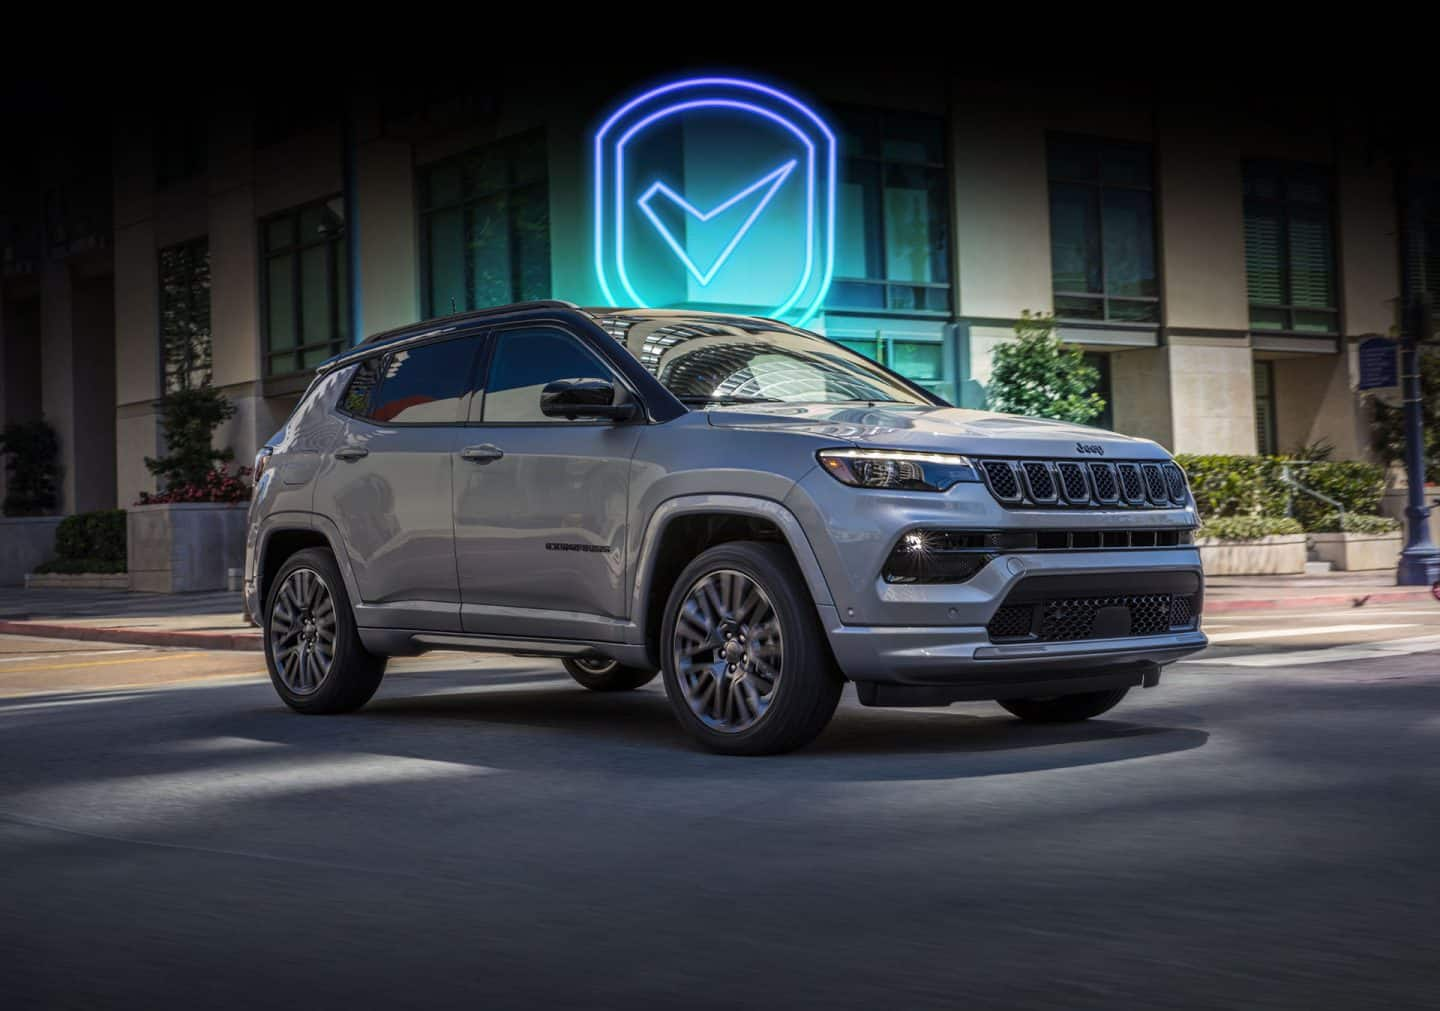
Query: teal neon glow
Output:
[[636, 159, 797, 287], [593, 77, 836, 326]]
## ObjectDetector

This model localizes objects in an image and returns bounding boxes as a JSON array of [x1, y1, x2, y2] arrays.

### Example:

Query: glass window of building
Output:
[[1048, 137, 1159, 323], [1243, 163, 1338, 334], [261, 197, 349, 376], [158, 237, 212, 392], [419, 130, 551, 319], [1253, 359, 1278, 454], [830, 108, 951, 314]]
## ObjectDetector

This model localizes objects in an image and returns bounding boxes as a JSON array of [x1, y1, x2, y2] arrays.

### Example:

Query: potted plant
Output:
[[127, 385, 253, 593]]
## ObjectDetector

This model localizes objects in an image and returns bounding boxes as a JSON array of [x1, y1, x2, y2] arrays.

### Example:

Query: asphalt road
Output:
[[3, 602, 1439, 1009]]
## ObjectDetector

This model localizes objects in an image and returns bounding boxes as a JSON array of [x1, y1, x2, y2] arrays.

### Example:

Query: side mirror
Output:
[[540, 377, 638, 422]]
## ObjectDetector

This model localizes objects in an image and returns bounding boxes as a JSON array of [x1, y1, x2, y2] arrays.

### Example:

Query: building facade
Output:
[[1, 71, 1430, 513]]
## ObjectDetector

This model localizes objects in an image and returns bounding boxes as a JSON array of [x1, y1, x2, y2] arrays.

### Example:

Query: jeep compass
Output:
[[245, 301, 1207, 754]]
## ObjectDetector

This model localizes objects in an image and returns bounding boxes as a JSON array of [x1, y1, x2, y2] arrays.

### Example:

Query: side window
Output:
[[361, 337, 479, 424], [339, 357, 382, 416], [482, 327, 617, 423]]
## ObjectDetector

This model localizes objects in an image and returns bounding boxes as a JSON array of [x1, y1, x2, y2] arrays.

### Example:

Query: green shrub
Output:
[[0, 418, 60, 516], [33, 557, 127, 575], [986, 311, 1106, 424], [1197, 516, 1303, 541], [1175, 454, 1387, 530], [144, 384, 237, 493], [1307, 512, 1401, 535], [50, 509, 127, 570], [1288, 462, 1387, 530]]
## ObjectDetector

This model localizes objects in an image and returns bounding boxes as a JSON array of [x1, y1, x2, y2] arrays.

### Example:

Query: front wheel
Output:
[[660, 541, 842, 755], [997, 687, 1129, 723], [562, 657, 658, 692]]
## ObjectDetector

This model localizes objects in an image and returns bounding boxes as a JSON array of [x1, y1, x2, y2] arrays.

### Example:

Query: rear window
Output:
[[340, 337, 479, 424]]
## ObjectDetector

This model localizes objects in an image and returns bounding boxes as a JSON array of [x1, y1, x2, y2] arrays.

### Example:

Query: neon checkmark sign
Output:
[[635, 159, 797, 287]]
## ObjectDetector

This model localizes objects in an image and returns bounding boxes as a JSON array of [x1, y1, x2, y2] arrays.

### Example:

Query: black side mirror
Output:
[[540, 378, 638, 422]]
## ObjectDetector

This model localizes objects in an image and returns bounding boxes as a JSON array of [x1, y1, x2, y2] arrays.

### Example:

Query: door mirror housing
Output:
[[540, 377, 638, 422]]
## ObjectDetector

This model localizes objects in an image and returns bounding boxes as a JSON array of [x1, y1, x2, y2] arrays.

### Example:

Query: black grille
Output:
[[1165, 463, 1189, 502], [1170, 594, 1195, 628], [1117, 463, 1145, 502], [1056, 462, 1089, 502], [1089, 462, 1118, 502], [1143, 464, 1168, 503], [987, 605, 1035, 640], [981, 460, 1020, 499], [987, 593, 1197, 642], [976, 457, 1190, 509], [1021, 462, 1056, 501]]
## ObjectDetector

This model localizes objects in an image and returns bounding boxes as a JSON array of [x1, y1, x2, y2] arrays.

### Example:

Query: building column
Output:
[[39, 263, 78, 512], [113, 218, 160, 508], [356, 117, 418, 336], [1167, 337, 1258, 454]]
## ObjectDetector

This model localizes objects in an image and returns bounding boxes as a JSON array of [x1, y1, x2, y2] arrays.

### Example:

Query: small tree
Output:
[[144, 384, 237, 494], [986, 311, 1106, 424], [1367, 347, 1438, 483], [0, 418, 60, 516]]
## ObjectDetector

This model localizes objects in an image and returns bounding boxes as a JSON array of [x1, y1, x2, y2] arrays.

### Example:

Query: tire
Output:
[[660, 541, 842, 755], [997, 687, 1129, 723], [562, 656, 658, 692], [263, 547, 386, 714]]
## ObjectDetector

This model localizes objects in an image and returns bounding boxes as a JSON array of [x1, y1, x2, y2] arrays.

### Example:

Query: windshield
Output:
[[594, 312, 933, 407]]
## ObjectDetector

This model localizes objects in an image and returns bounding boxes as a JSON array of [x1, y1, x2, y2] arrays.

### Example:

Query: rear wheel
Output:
[[997, 687, 1129, 723], [562, 657, 657, 692], [660, 541, 842, 755], [264, 548, 385, 714]]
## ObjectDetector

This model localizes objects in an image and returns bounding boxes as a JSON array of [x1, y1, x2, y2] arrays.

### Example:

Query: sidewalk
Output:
[[0, 571, 1434, 652], [0, 587, 260, 651]]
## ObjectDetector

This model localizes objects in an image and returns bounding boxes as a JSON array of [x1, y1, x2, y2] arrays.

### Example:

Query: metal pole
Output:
[[342, 102, 363, 344], [1395, 155, 1438, 585]]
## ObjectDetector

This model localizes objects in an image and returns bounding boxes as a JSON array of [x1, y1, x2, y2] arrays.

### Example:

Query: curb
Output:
[[1206, 587, 1436, 614], [0, 620, 262, 652]]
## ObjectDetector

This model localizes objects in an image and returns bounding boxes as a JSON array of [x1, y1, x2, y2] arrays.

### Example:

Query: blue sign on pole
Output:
[[1357, 337, 1398, 391]]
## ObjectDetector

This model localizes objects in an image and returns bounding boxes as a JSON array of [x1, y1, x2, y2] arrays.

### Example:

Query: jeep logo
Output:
[[1076, 442, 1105, 456]]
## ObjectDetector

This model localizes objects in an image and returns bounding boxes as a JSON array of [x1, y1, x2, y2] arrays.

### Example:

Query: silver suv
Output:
[[245, 301, 1207, 754]]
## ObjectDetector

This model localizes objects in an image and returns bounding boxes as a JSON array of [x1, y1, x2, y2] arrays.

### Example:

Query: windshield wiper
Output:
[[677, 395, 785, 406]]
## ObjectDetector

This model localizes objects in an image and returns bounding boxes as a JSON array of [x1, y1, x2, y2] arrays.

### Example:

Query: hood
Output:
[[704, 403, 1168, 460]]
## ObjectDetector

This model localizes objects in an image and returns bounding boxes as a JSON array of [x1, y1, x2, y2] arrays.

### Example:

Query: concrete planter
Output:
[[0, 516, 63, 586], [1307, 531, 1403, 572], [1196, 534, 1307, 576], [127, 503, 248, 593], [24, 572, 130, 590]]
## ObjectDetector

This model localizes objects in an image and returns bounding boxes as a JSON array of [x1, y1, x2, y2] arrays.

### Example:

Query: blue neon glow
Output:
[[637, 159, 797, 287], [592, 77, 837, 326], [614, 100, 815, 315]]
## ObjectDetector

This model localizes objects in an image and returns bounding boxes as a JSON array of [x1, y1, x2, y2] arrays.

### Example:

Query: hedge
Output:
[[1175, 454, 1386, 531], [1306, 512, 1401, 535], [35, 509, 127, 575], [1196, 516, 1304, 542]]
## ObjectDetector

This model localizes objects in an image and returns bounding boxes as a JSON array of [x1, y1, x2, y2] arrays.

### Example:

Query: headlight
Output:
[[817, 449, 978, 492]]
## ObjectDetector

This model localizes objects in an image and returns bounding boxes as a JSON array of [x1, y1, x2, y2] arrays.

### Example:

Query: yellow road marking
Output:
[[0, 651, 214, 675]]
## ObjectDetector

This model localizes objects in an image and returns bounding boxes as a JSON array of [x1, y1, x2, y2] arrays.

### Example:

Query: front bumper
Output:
[[819, 602, 1207, 684]]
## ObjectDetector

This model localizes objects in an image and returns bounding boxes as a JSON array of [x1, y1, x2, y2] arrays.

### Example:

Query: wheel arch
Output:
[[255, 513, 362, 616], [630, 495, 834, 666]]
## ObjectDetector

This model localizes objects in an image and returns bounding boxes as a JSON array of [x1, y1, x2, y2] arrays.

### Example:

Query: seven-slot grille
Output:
[[978, 458, 1190, 509]]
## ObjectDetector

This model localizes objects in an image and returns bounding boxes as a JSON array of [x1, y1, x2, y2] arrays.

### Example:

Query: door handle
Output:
[[334, 447, 369, 462], [460, 444, 504, 464]]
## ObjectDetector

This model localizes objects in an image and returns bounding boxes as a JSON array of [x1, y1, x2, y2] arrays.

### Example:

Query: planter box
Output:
[[1308, 531, 1403, 572], [127, 503, 248, 593], [24, 572, 130, 590], [1196, 534, 1307, 576], [0, 516, 63, 586]]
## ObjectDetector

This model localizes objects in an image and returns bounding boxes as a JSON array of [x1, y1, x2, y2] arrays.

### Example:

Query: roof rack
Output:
[[358, 300, 581, 346]]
